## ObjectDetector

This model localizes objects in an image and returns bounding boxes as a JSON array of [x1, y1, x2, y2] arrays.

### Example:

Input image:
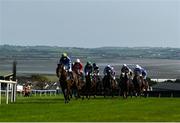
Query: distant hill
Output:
[[0, 45, 180, 60], [0, 45, 180, 78]]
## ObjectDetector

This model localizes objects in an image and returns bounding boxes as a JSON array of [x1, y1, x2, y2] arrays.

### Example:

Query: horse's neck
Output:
[[135, 75, 140, 79], [125, 73, 129, 79], [107, 73, 113, 79], [121, 73, 129, 80], [59, 67, 68, 79], [140, 76, 144, 82]]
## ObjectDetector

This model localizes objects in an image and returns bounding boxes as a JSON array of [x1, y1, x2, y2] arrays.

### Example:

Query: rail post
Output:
[[0, 83, 1, 104]]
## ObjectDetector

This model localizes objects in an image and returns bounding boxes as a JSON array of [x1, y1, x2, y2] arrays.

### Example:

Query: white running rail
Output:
[[0, 80, 17, 104]]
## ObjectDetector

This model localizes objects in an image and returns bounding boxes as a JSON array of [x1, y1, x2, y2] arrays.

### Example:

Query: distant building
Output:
[[152, 82, 180, 91], [151, 79, 176, 82]]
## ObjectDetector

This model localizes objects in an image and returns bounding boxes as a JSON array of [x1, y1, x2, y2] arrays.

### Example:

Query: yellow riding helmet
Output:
[[62, 52, 67, 57]]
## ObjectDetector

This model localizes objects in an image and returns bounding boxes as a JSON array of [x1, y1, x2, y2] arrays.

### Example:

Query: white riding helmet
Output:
[[107, 64, 111, 68], [123, 64, 127, 67], [136, 64, 141, 69], [76, 59, 80, 63]]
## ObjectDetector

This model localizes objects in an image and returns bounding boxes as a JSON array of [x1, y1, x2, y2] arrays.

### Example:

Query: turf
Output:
[[0, 95, 180, 122]]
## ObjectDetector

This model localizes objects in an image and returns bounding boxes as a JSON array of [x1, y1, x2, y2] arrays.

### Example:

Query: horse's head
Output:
[[56, 64, 68, 79], [107, 70, 111, 75], [75, 69, 81, 75], [121, 72, 129, 79], [121, 72, 125, 78], [86, 71, 92, 77]]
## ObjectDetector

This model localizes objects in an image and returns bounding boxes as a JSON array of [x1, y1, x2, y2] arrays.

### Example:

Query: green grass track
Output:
[[0, 96, 180, 122]]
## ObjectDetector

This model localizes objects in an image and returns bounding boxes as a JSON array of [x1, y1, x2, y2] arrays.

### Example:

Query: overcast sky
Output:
[[0, 0, 180, 48]]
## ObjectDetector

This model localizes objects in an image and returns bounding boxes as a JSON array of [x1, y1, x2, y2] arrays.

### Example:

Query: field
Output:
[[0, 96, 180, 122]]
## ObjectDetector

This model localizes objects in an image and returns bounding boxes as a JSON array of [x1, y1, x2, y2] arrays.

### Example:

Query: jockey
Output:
[[72, 58, 83, 75], [103, 65, 115, 79], [84, 61, 93, 76], [141, 67, 147, 79], [92, 63, 100, 75], [134, 64, 142, 76], [59, 52, 72, 72], [121, 64, 130, 73]]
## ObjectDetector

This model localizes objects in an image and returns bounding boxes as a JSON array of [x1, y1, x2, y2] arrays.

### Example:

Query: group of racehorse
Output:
[[119, 72, 149, 99], [56, 64, 149, 103]]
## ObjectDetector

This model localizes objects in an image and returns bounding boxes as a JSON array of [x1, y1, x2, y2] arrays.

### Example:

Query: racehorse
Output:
[[93, 72, 103, 97], [133, 75, 144, 97], [83, 72, 92, 99], [110, 77, 118, 97], [103, 71, 117, 98], [91, 73, 97, 98], [139, 76, 149, 97], [72, 69, 85, 99], [119, 72, 130, 98], [91, 72, 102, 98], [128, 74, 135, 98], [23, 84, 31, 97], [56, 64, 71, 103]]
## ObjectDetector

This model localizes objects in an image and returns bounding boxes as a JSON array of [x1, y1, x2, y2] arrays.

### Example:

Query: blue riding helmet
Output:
[[93, 63, 96, 67]]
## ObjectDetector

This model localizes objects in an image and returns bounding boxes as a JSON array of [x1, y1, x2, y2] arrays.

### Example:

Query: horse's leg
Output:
[[65, 88, 69, 103], [75, 81, 80, 99], [111, 88, 113, 98], [111, 86, 115, 98], [81, 87, 85, 100], [67, 86, 71, 101], [109, 84, 112, 98], [122, 90, 124, 98], [127, 85, 129, 98], [93, 87, 96, 98], [77, 80, 82, 99], [123, 90, 125, 99], [130, 88, 133, 98], [139, 85, 142, 98], [77, 89, 81, 99], [94, 88, 96, 98], [146, 82, 149, 98], [68, 84, 72, 99], [81, 86, 84, 100], [73, 85, 77, 98], [61, 88, 67, 103], [140, 83, 142, 97], [85, 84, 89, 99], [131, 83, 135, 98], [75, 85, 79, 99], [104, 87, 106, 98], [88, 86, 90, 100], [144, 81, 149, 98], [134, 87, 138, 97]]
